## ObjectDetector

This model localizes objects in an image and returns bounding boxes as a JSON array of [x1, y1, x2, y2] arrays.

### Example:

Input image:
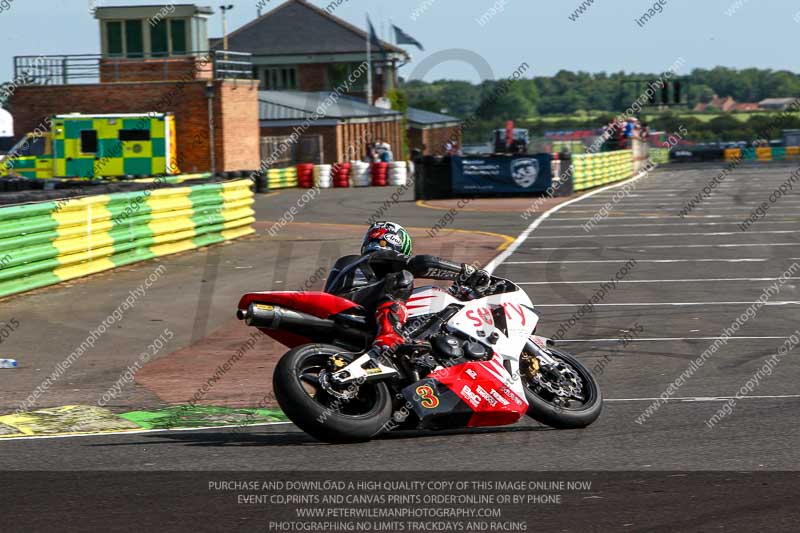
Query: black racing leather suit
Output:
[[323, 250, 472, 350]]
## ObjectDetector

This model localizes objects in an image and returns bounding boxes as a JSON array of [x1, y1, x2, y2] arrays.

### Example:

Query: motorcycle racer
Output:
[[239, 221, 603, 442], [324, 221, 491, 359]]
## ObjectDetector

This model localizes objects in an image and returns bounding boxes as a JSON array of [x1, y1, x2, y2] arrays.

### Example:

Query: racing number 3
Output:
[[415, 385, 440, 409]]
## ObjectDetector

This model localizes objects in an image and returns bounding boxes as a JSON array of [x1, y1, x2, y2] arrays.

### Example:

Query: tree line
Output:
[[402, 67, 800, 143], [404, 67, 800, 118]]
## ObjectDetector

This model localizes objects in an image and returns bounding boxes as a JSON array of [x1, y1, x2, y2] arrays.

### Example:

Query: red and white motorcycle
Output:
[[237, 275, 602, 443]]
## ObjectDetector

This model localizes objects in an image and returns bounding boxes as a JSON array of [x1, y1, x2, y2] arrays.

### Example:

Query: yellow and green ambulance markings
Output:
[[2, 113, 176, 179]]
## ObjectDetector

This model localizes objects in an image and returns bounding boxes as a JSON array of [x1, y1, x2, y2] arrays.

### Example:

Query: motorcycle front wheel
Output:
[[521, 346, 603, 429], [272, 343, 393, 443]]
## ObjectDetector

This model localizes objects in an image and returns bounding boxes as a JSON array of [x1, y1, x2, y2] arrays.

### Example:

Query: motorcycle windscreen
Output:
[[402, 360, 527, 430]]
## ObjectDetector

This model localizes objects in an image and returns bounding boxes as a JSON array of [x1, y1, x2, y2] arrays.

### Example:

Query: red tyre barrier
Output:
[[297, 163, 315, 188], [332, 162, 351, 175], [371, 162, 389, 186]]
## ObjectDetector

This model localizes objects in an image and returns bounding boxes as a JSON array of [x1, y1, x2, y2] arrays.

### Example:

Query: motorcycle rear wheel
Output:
[[522, 347, 602, 429], [273, 343, 393, 443]]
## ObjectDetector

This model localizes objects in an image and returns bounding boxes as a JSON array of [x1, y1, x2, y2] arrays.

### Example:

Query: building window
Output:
[[80, 130, 98, 154], [107, 21, 124, 57], [125, 20, 144, 58], [149, 18, 187, 57], [170, 20, 187, 54], [151, 20, 169, 57], [261, 67, 298, 90]]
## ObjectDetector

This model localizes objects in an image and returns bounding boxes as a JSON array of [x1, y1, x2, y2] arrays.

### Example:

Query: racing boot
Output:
[[367, 269, 413, 364], [367, 298, 409, 365]]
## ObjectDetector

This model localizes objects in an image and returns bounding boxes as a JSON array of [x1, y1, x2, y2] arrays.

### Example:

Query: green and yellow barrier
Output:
[[724, 148, 742, 161], [571, 150, 633, 191], [266, 167, 298, 190], [727, 146, 800, 162], [130, 172, 212, 184], [0, 179, 255, 299], [649, 148, 670, 165], [551, 140, 586, 154], [756, 147, 773, 161]]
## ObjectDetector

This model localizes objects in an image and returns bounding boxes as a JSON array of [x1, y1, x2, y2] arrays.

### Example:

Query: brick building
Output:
[[215, 0, 408, 103], [407, 108, 463, 156], [259, 91, 403, 165], [7, 1, 460, 173], [8, 4, 260, 174], [221, 0, 461, 163]]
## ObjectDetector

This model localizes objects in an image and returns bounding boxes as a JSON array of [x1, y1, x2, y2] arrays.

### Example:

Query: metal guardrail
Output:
[[12, 50, 253, 85], [212, 50, 253, 80]]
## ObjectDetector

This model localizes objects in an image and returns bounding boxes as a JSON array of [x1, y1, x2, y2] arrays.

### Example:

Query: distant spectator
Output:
[[624, 119, 635, 139], [379, 141, 393, 163], [366, 142, 379, 163], [640, 122, 650, 141], [373, 139, 385, 161]]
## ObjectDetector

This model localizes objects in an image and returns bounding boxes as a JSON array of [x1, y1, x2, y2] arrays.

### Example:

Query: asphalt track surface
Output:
[[3, 163, 800, 530]]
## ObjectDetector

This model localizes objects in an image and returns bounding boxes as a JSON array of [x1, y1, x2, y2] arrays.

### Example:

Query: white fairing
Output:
[[407, 285, 539, 400]]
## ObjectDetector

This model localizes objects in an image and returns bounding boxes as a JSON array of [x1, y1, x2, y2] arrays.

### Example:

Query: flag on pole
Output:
[[367, 16, 386, 55], [392, 25, 424, 51]]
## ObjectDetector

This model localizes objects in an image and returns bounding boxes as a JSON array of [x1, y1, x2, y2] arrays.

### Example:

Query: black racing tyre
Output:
[[272, 344, 393, 443], [523, 347, 603, 429]]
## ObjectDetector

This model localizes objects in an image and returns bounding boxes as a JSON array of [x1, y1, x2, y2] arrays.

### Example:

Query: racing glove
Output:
[[459, 264, 492, 293]]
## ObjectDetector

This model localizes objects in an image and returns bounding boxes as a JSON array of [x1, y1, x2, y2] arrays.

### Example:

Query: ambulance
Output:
[[0, 112, 178, 179]]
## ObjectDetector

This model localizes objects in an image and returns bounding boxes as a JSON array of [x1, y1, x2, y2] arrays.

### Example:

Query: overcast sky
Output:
[[0, 0, 797, 83]]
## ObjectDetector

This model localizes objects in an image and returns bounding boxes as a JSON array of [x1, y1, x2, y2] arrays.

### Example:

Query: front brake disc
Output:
[[532, 362, 584, 400]]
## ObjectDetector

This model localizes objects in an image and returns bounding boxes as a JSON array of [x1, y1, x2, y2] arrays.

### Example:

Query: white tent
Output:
[[0, 108, 12, 137]]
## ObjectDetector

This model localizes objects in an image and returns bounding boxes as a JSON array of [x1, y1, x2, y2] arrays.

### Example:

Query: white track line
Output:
[[535, 221, 799, 229], [605, 395, 800, 403], [485, 169, 650, 273], [559, 336, 791, 342], [529, 246, 602, 250], [535, 301, 800, 307], [520, 277, 800, 285], [574, 205, 798, 211], [509, 259, 769, 264], [576, 200, 800, 205], [529, 244, 800, 251], [528, 230, 799, 239], [623, 243, 799, 249], [0, 421, 295, 442], [545, 215, 797, 221]]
